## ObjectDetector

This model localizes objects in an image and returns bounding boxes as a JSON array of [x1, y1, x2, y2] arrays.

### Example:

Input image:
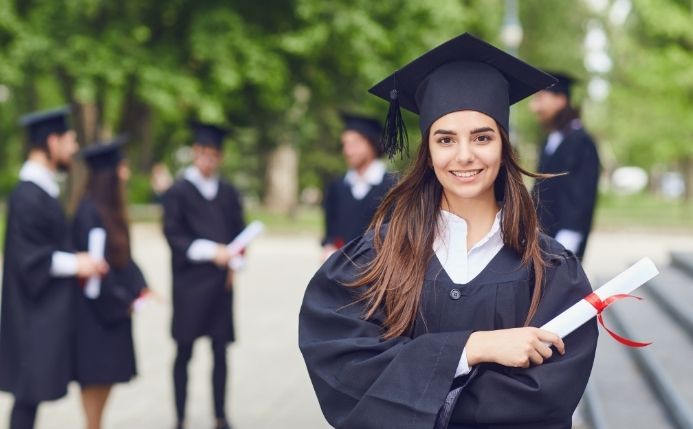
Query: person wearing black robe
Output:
[[72, 138, 149, 429], [322, 113, 397, 260], [0, 107, 106, 429], [163, 122, 245, 429], [299, 34, 598, 429], [530, 72, 601, 259]]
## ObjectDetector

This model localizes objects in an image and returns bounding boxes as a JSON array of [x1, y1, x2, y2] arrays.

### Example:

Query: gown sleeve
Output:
[[299, 232, 471, 429], [13, 192, 66, 299], [449, 248, 598, 426], [558, 134, 600, 233], [162, 185, 195, 266], [321, 179, 338, 247]]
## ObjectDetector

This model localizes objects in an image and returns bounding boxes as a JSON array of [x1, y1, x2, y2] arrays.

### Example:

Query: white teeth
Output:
[[451, 170, 481, 178]]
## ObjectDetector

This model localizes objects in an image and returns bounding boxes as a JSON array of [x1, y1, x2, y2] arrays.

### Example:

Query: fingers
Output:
[[528, 348, 544, 366], [536, 329, 565, 355]]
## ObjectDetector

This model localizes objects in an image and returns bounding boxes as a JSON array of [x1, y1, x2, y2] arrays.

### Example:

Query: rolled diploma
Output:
[[541, 257, 659, 339], [84, 228, 106, 299], [226, 221, 264, 269]]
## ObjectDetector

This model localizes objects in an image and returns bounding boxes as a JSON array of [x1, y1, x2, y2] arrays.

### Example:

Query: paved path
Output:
[[1, 226, 691, 428]]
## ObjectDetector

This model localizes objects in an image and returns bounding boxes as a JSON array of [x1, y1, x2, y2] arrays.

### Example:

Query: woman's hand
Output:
[[465, 327, 565, 368]]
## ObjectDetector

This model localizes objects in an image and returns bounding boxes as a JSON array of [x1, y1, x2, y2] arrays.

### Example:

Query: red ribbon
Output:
[[584, 292, 652, 348]]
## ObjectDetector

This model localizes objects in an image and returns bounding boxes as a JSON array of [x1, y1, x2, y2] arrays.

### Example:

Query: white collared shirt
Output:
[[343, 159, 386, 200], [433, 209, 505, 377], [19, 160, 60, 198], [544, 131, 564, 156], [18, 160, 77, 277], [184, 166, 219, 201]]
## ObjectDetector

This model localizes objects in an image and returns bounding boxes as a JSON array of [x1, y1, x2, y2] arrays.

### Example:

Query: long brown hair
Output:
[[87, 165, 131, 269], [350, 125, 550, 339]]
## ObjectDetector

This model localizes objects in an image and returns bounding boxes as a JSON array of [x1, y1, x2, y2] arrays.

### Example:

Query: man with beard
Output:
[[0, 107, 107, 429], [530, 73, 601, 259]]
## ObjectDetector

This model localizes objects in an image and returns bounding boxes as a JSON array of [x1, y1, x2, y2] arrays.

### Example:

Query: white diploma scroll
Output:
[[226, 221, 264, 270], [541, 257, 659, 339], [84, 228, 106, 299]]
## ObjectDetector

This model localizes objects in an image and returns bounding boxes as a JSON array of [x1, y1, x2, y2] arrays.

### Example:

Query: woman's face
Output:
[[428, 110, 502, 206], [117, 161, 131, 183]]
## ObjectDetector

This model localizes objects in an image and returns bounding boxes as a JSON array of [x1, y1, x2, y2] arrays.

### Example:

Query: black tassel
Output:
[[380, 88, 409, 159]]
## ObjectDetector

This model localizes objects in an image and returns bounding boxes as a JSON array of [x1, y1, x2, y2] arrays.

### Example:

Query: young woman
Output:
[[73, 138, 148, 429], [299, 33, 598, 429]]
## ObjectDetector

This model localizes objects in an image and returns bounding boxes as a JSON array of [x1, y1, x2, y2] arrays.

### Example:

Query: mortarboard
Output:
[[543, 71, 577, 100], [190, 121, 229, 149], [369, 33, 557, 158], [19, 106, 72, 147], [340, 112, 384, 156], [81, 135, 127, 170]]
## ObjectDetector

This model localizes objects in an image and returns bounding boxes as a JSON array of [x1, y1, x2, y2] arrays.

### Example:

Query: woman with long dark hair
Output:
[[299, 34, 598, 429], [73, 138, 148, 429]]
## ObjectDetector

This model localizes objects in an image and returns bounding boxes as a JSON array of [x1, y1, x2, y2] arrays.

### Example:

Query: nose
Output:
[[456, 140, 474, 164]]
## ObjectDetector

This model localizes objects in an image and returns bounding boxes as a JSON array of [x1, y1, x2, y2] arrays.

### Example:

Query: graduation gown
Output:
[[533, 127, 600, 258], [299, 228, 597, 429], [322, 173, 397, 247], [0, 182, 75, 403], [72, 199, 147, 385], [163, 178, 245, 343]]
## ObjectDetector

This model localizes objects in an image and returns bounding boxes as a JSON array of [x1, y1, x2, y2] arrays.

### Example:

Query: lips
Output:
[[450, 169, 482, 178]]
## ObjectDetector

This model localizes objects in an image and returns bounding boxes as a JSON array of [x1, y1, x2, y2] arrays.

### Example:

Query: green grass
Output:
[[594, 192, 693, 231]]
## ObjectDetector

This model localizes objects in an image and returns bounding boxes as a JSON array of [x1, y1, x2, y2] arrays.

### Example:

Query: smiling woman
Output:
[[299, 33, 598, 429]]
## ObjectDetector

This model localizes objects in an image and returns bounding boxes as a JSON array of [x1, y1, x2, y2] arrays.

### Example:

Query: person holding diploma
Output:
[[163, 122, 245, 429], [321, 113, 397, 260], [299, 33, 598, 429], [72, 137, 149, 429], [0, 107, 107, 429]]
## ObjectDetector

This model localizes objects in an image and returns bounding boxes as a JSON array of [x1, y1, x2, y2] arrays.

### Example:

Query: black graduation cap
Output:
[[190, 121, 229, 149], [340, 112, 384, 156], [369, 33, 557, 158], [81, 135, 127, 170], [543, 71, 577, 99], [19, 106, 71, 147]]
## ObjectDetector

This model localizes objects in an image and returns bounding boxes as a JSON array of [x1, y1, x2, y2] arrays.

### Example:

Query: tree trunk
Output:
[[263, 143, 299, 215], [119, 79, 154, 173]]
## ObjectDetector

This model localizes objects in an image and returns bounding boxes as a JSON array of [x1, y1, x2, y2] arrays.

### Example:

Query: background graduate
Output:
[[321, 113, 397, 260], [0, 107, 107, 429], [530, 72, 601, 259], [163, 122, 245, 429], [72, 137, 149, 429], [299, 34, 598, 429]]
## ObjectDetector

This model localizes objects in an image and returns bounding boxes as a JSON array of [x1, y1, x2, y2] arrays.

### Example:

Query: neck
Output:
[[355, 158, 376, 176], [27, 151, 57, 173], [441, 193, 499, 250]]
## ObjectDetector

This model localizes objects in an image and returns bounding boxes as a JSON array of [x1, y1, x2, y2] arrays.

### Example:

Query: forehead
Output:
[[429, 110, 498, 132], [194, 144, 222, 156]]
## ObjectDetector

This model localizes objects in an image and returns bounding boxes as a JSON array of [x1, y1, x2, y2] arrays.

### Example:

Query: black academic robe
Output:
[[533, 127, 600, 258], [0, 182, 75, 403], [299, 228, 597, 429], [322, 172, 397, 247], [163, 178, 245, 344], [72, 199, 147, 385]]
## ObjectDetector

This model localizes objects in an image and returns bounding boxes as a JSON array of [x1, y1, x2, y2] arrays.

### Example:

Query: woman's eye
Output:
[[476, 135, 492, 143], [438, 137, 453, 144]]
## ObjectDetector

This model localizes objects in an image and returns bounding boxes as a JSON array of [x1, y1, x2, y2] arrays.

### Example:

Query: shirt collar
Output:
[[184, 166, 219, 200], [344, 159, 386, 187], [436, 209, 503, 252], [19, 160, 60, 198]]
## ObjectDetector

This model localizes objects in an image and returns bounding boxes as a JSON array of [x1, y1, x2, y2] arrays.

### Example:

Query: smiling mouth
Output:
[[450, 169, 483, 178]]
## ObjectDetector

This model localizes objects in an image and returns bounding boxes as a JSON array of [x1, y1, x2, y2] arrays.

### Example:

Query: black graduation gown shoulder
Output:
[[299, 228, 597, 429], [533, 128, 601, 258], [322, 172, 397, 246], [72, 198, 147, 385], [0, 182, 75, 402], [162, 178, 245, 343]]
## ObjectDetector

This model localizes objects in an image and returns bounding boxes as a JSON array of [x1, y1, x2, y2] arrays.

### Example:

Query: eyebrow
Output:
[[432, 127, 496, 135]]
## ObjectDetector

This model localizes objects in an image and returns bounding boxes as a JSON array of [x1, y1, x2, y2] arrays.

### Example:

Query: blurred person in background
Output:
[[73, 138, 150, 429], [530, 72, 601, 260], [162, 122, 245, 429], [321, 113, 397, 261], [0, 107, 107, 429]]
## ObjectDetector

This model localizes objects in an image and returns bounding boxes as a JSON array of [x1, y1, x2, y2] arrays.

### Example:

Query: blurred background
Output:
[[0, 0, 692, 428]]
